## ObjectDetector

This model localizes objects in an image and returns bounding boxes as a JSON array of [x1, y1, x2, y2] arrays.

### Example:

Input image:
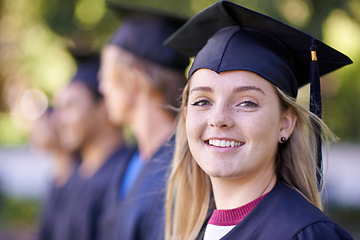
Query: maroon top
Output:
[[208, 194, 267, 226]]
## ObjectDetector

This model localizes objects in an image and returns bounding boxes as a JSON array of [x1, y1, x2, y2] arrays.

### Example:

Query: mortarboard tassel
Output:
[[309, 38, 323, 190]]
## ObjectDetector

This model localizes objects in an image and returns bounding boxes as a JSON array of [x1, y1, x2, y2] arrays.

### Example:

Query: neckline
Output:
[[208, 194, 267, 226]]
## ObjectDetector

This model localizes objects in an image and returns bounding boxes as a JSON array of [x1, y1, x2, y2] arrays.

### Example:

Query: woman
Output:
[[31, 108, 74, 187], [165, 1, 353, 239], [98, 10, 188, 240], [31, 107, 76, 240]]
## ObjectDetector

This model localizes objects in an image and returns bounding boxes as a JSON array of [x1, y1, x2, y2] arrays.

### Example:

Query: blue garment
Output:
[[38, 145, 132, 240], [38, 165, 78, 240], [118, 150, 146, 199], [99, 137, 175, 240]]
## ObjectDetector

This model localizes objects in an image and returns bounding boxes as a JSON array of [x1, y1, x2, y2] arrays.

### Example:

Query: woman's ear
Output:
[[279, 108, 297, 142]]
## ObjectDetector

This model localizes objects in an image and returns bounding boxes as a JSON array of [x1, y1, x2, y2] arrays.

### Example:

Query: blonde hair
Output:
[[165, 79, 336, 240]]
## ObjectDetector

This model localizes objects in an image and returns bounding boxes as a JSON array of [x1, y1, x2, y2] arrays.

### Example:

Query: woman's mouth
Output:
[[205, 139, 244, 148]]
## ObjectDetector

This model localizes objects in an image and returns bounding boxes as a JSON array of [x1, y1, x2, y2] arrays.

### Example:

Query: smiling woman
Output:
[[165, 1, 353, 240], [186, 70, 285, 185]]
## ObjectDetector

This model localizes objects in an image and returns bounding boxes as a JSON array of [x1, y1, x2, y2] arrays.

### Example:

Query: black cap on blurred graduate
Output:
[[164, 0, 352, 189], [70, 53, 101, 100], [106, 2, 189, 71]]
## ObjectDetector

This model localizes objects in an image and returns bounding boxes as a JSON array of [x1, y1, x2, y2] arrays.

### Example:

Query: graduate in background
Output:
[[31, 107, 76, 240], [31, 107, 74, 188], [98, 5, 189, 240], [165, 1, 353, 239], [43, 53, 130, 240]]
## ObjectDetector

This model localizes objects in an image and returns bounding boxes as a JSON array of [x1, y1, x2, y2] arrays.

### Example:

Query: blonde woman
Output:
[[165, 1, 353, 239]]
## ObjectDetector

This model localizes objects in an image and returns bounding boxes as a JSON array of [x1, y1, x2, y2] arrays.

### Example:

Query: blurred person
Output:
[[98, 6, 189, 240], [44, 53, 131, 240], [31, 108, 74, 186], [31, 107, 76, 240], [164, 1, 353, 239]]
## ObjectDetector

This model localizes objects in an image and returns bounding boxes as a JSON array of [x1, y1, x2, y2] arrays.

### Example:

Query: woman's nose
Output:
[[208, 104, 234, 128]]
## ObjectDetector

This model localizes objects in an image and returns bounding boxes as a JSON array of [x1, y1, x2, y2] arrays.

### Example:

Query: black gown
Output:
[[98, 145, 138, 239], [196, 181, 353, 240], [98, 137, 175, 240], [38, 168, 78, 240], [38, 145, 132, 240]]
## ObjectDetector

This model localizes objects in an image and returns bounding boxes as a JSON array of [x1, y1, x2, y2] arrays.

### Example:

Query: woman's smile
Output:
[[206, 139, 244, 148], [186, 69, 283, 179], [203, 138, 245, 154]]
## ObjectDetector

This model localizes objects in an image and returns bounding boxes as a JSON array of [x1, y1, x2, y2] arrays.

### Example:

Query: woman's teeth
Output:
[[208, 139, 243, 147]]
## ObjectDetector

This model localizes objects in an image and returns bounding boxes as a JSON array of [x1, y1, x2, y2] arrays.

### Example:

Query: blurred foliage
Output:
[[41, 0, 119, 50], [326, 204, 360, 240], [0, 0, 359, 146], [106, 0, 191, 20], [0, 113, 28, 145], [0, 193, 40, 230]]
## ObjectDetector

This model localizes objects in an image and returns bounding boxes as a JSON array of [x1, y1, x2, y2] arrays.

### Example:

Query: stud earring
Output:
[[281, 137, 287, 143]]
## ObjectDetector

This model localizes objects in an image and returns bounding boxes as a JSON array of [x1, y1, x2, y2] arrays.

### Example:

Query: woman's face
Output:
[[186, 69, 288, 181], [31, 112, 60, 151], [99, 46, 135, 125], [55, 82, 100, 153]]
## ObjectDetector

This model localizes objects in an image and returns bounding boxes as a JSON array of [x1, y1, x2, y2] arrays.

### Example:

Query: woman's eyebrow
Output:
[[189, 85, 265, 95], [189, 86, 213, 94], [233, 86, 266, 95]]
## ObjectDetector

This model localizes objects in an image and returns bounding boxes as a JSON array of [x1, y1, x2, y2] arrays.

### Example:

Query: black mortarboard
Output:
[[165, 0, 352, 189], [107, 5, 189, 71], [70, 53, 101, 99]]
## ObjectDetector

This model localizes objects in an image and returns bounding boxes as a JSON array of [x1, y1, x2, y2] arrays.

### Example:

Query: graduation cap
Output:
[[70, 53, 101, 99], [107, 2, 189, 71], [164, 0, 352, 189]]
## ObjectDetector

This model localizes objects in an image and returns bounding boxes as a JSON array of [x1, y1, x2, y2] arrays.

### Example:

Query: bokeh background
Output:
[[0, 0, 359, 239]]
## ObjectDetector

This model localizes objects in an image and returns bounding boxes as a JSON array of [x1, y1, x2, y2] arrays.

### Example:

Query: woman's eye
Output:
[[239, 101, 259, 108], [191, 99, 211, 106]]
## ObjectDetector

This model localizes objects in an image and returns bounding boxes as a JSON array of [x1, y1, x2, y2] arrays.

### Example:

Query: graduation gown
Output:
[[67, 145, 133, 240], [38, 145, 132, 240], [98, 145, 137, 240], [196, 181, 353, 240], [98, 137, 175, 240], [38, 169, 78, 240]]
